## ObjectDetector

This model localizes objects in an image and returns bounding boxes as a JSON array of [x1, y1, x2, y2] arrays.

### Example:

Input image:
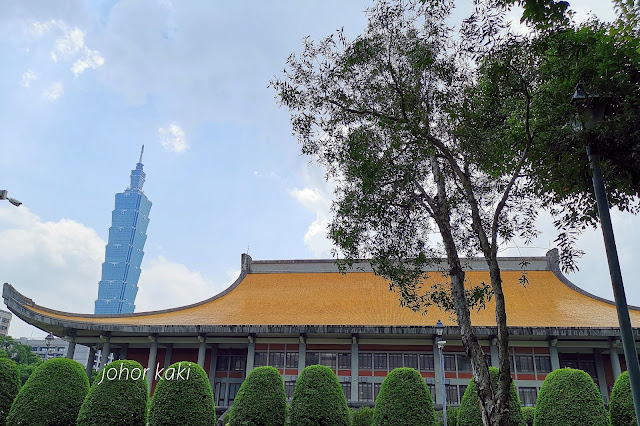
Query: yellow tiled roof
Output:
[[20, 269, 640, 328]]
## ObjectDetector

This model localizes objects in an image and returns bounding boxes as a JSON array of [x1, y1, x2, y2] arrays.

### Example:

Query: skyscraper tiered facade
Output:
[[94, 146, 151, 314]]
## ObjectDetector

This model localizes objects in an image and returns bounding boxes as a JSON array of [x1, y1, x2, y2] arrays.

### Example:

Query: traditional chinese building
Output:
[[3, 249, 639, 409]]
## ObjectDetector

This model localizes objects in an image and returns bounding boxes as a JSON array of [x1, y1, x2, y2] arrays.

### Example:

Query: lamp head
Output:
[[435, 319, 444, 336], [45, 332, 55, 347]]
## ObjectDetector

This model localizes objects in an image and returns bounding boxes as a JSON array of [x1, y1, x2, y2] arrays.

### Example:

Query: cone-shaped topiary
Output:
[[610, 371, 637, 426], [228, 366, 286, 425], [149, 361, 216, 426], [373, 367, 436, 425], [290, 364, 350, 426], [76, 359, 149, 426], [0, 358, 20, 426], [457, 367, 523, 426], [352, 406, 374, 426], [521, 407, 534, 426], [6, 357, 89, 426], [534, 368, 608, 426]]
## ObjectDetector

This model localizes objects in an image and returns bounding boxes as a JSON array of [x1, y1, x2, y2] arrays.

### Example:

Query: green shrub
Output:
[[534, 368, 608, 426], [521, 407, 534, 426], [436, 407, 458, 426], [290, 364, 350, 426], [373, 367, 435, 425], [0, 358, 20, 426], [228, 366, 286, 425], [6, 357, 89, 426], [149, 361, 216, 426], [610, 371, 636, 426], [457, 367, 523, 426], [352, 406, 374, 426], [76, 360, 148, 426]]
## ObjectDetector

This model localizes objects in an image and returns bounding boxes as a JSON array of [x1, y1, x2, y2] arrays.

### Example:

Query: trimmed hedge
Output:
[[76, 359, 148, 426], [373, 367, 436, 425], [352, 406, 374, 426], [149, 361, 216, 426], [228, 366, 286, 425], [521, 407, 534, 426], [6, 357, 89, 426], [436, 407, 459, 426], [534, 368, 608, 426], [457, 367, 523, 426], [0, 359, 19, 426], [610, 371, 636, 426], [290, 364, 350, 426]]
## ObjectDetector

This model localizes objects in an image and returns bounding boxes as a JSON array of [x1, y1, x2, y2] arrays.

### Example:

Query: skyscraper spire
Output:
[[95, 148, 152, 315]]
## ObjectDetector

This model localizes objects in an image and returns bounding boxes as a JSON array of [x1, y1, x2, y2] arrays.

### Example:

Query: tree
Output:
[[610, 371, 636, 426], [373, 367, 436, 425], [227, 366, 287, 426], [0, 337, 43, 385], [271, 1, 541, 424]]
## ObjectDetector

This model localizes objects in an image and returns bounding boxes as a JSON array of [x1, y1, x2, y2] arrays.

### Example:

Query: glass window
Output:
[[286, 352, 299, 368], [216, 355, 229, 371], [318, 352, 336, 370], [427, 383, 436, 402], [374, 353, 388, 370], [389, 353, 403, 369], [420, 354, 434, 371], [374, 383, 382, 400], [445, 384, 459, 405], [579, 360, 597, 378], [341, 382, 351, 401], [459, 384, 468, 400], [457, 354, 471, 372], [516, 355, 535, 373], [535, 356, 551, 373], [230, 356, 245, 371], [254, 352, 267, 367], [338, 353, 351, 369], [404, 354, 418, 369], [285, 381, 296, 399], [228, 383, 242, 403], [215, 382, 227, 403], [359, 383, 373, 401], [518, 387, 537, 407], [269, 351, 284, 368], [443, 354, 456, 371], [306, 352, 319, 366], [359, 353, 373, 370]]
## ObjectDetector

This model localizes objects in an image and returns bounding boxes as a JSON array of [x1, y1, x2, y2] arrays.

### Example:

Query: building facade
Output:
[[16, 336, 92, 365], [4, 250, 640, 410], [94, 146, 152, 314], [0, 309, 11, 336]]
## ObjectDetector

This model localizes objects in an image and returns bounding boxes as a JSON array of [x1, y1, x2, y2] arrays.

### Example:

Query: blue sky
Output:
[[1, 0, 636, 338]]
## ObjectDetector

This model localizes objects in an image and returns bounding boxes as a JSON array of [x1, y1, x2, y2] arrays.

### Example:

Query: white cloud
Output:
[[136, 257, 237, 311], [27, 19, 104, 76], [0, 206, 105, 338], [20, 69, 36, 88], [158, 123, 188, 154], [71, 49, 105, 76], [290, 185, 334, 257], [0, 205, 234, 338], [42, 81, 63, 100]]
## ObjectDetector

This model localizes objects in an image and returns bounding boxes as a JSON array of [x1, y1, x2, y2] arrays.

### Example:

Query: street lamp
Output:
[[572, 83, 640, 423], [44, 333, 55, 361], [436, 320, 447, 426], [0, 190, 22, 207]]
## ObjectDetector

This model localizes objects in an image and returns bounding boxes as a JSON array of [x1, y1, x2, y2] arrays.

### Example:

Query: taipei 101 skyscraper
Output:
[[94, 146, 152, 314]]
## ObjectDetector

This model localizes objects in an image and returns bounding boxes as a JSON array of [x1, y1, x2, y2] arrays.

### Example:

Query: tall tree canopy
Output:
[[272, 1, 640, 424]]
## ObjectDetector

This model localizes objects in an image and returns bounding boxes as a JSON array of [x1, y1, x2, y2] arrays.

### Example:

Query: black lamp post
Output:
[[572, 83, 640, 424], [44, 333, 54, 361], [436, 320, 447, 426]]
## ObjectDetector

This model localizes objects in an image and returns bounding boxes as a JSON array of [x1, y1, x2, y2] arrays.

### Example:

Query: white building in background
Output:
[[17, 337, 93, 366], [0, 309, 11, 336]]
